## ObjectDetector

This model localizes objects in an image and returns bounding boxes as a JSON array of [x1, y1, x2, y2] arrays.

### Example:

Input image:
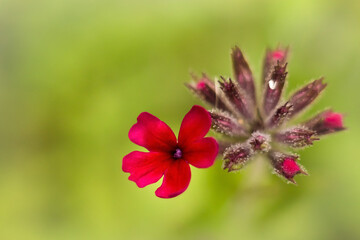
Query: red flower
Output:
[[122, 105, 219, 198]]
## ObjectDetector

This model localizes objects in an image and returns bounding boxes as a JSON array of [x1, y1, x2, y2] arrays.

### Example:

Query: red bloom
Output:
[[122, 105, 219, 198]]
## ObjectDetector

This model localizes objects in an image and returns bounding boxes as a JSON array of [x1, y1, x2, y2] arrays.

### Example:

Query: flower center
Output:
[[173, 148, 183, 159]]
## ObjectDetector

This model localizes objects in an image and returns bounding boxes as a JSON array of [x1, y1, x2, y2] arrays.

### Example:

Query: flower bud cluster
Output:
[[187, 46, 345, 184]]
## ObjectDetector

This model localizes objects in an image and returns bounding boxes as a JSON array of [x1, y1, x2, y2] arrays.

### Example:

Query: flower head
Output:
[[122, 105, 218, 198], [187, 46, 345, 184]]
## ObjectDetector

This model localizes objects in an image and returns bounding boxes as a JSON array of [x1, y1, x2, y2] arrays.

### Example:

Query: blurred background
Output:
[[0, 0, 359, 239]]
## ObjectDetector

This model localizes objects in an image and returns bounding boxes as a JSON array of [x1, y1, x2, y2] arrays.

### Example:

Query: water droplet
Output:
[[269, 79, 277, 90]]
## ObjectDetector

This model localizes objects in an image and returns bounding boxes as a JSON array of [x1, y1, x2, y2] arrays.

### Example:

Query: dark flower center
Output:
[[173, 148, 183, 159]]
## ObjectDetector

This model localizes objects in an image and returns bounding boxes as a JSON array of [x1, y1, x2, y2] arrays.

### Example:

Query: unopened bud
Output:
[[223, 143, 253, 172], [219, 77, 253, 120], [263, 62, 288, 115], [186, 73, 229, 112], [267, 101, 293, 127], [231, 46, 256, 103], [263, 47, 289, 86], [210, 110, 248, 137], [305, 110, 345, 135], [276, 127, 319, 148], [248, 131, 271, 152], [268, 151, 307, 184], [287, 78, 327, 118]]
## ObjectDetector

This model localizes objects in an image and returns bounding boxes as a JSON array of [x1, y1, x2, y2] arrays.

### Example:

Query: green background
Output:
[[0, 0, 359, 239]]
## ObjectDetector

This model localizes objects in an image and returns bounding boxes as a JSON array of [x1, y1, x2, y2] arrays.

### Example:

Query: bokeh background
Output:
[[0, 0, 359, 239]]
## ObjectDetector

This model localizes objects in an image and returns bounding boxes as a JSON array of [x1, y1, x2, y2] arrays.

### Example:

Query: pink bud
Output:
[[272, 50, 285, 60], [262, 47, 289, 86], [304, 110, 345, 135], [281, 158, 301, 179], [186, 74, 230, 112], [196, 80, 206, 90], [268, 152, 307, 184], [324, 112, 344, 129]]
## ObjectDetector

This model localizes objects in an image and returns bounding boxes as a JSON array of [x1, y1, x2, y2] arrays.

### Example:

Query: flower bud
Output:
[[268, 151, 307, 184], [263, 47, 289, 85], [267, 101, 293, 127], [287, 78, 327, 118], [219, 77, 253, 120], [263, 62, 288, 115], [231, 46, 256, 103], [186, 73, 229, 112], [248, 131, 271, 152], [223, 143, 253, 172], [210, 110, 248, 137], [276, 127, 319, 148], [305, 110, 345, 135]]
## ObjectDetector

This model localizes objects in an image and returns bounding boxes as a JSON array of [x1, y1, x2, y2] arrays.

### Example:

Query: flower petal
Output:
[[122, 151, 172, 188], [155, 160, 191, 199], [183, 137, 218, 168], [178, 105, 212, 145], [129, 112, 177, 152]]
